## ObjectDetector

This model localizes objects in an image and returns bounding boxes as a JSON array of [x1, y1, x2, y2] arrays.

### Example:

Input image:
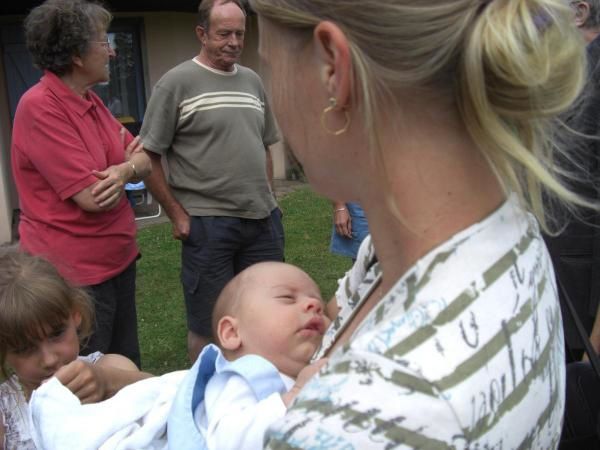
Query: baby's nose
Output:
[[303, 296, 323, 314]]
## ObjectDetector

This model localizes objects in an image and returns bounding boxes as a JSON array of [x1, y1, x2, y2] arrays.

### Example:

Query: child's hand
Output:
[[53, 359, 107, 404], [281, 358, 328, 407]]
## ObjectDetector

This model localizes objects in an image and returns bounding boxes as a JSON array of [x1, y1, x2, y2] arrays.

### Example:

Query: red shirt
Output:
[[11, 71, 138, 285]]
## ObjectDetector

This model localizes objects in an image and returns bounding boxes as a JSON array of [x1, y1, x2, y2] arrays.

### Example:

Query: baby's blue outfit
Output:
[[167, 344, 288, 450]]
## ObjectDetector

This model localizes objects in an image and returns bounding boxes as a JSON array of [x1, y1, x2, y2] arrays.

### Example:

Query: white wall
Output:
[[0, 40, 17, 244]]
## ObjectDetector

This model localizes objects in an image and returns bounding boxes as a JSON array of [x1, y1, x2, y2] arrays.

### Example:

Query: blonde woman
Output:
[[249, 0, 588, 448]]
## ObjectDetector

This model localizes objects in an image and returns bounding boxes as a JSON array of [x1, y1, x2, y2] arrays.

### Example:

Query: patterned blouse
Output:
[[267, 195, 566, 449], [0, 352, 103, 450]]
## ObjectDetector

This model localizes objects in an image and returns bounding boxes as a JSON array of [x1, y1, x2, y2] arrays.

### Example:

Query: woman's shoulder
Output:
[[354, 196, 542, 344], [13, 80, 61, 123], [319, 199, 560, 446]]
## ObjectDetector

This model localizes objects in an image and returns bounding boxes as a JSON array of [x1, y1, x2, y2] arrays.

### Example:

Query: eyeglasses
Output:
[[91, 40, 111, 49]]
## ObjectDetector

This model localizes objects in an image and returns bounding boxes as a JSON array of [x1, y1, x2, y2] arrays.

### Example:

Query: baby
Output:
[[168, 261, 330, 450]]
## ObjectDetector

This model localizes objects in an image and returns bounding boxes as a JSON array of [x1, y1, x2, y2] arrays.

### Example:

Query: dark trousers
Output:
[[560, 362, 600, 449], [181, 208, 285, 337], [81, 260, 141, 368]]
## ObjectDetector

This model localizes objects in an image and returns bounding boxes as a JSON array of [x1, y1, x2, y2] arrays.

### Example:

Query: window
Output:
[[92, 18, 146, 134], [2, 18, 146, 129]]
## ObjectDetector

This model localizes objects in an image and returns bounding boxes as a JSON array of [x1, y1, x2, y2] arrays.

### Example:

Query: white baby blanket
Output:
[[29, 370, 187, 450]]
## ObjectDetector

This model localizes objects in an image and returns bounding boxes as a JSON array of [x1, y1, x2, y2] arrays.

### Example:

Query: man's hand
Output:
[[171, 208, 191, 241], [53, 359, 107, 404]]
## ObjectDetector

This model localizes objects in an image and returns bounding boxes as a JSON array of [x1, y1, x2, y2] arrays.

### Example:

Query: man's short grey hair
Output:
[[197, 0, 246, 30]]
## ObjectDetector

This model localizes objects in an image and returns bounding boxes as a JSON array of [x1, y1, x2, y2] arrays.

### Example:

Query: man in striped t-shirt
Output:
[[140, 0, 284, 363]]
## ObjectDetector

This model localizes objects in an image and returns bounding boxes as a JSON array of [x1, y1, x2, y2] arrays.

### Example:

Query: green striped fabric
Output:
[[267, 195, 565, 449]]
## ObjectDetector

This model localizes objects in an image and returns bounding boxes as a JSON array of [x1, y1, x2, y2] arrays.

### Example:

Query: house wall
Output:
[[0, 57, 14, 244], [0, 11, 287, 244]]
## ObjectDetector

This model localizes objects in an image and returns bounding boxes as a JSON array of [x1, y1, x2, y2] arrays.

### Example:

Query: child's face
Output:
[[235, 264, 330, 378], [5, 312, 81, 392]]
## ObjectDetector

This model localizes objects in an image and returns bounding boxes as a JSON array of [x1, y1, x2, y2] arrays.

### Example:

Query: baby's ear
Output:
[[217, 316, 241, 351]]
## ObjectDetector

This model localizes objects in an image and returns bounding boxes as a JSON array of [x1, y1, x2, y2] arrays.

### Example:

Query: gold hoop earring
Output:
[[321, 97, 350, 136]]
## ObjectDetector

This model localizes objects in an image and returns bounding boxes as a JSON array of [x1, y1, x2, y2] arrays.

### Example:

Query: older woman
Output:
[[11, 0, 150, 367], [250, 0, 588, 448]]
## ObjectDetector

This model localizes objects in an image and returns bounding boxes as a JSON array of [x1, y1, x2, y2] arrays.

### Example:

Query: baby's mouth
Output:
[[302, 316, 326, 335]]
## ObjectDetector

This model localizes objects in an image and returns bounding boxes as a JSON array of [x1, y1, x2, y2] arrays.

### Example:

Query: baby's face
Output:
[[236, 263, 330, 378]]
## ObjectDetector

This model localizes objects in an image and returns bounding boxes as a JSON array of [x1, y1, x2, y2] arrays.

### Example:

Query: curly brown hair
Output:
[[0, 246, 95, 380], [24, 0, 112, 76]]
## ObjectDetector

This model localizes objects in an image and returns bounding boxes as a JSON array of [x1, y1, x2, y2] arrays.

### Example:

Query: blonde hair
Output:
[[250, 0, 591, 231], [0, 246, 94, 380]]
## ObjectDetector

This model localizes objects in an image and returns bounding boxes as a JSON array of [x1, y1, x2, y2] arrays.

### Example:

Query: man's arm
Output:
[[143, 150, 191, 240], [266, 145, 275, 193]]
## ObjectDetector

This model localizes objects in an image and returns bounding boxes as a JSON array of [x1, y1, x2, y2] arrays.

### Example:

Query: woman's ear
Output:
[[217, 316, 242, 351], [574, 2, 591, 28], [71, 54, 84, 69], [313, 21, 352, 108]]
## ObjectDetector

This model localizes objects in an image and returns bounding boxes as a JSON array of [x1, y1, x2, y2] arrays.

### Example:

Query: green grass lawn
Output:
[[136, 187, 352, 374]]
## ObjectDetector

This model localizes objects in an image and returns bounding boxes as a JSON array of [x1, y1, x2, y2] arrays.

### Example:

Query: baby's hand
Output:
[[281, 358, 328, 407], [54, 359, 107, 404]]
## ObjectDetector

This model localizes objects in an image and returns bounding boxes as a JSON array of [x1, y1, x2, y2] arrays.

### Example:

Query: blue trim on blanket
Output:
[[168, 344, 286, 450]]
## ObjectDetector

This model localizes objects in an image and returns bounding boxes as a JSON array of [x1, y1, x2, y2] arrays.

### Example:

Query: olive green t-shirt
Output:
[[141, 59, 279, 218]]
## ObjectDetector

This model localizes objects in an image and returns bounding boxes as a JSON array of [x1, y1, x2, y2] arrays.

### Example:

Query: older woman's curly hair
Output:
[[24, 0, 112, 76]]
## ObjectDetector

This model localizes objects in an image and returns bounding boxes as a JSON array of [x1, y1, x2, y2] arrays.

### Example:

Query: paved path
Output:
[[136, 179, 307, 229]]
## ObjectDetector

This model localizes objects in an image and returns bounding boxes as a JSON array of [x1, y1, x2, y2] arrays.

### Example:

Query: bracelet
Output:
[[128, 160, 137, 178], [334, 208, 346, 212]]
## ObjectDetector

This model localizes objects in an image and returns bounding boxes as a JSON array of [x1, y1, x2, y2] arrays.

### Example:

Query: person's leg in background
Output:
[[234, 207, 285, 274], [81, 282, 116, 357], [81, 260, 141, 368], [108, 261, 141, 368], [181, 216, 242, 363]]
